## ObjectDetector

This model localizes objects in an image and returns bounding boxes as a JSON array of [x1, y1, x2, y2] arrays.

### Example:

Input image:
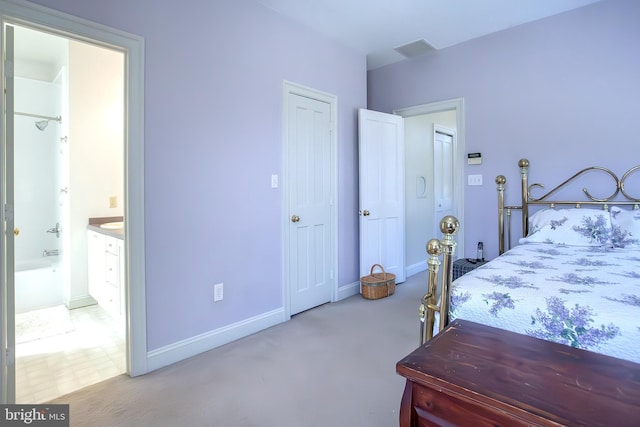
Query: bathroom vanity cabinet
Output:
[[87, 229, 125, 322]]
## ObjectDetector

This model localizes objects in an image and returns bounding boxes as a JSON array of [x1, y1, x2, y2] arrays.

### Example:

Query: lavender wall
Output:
[[368, 0, 640, 259], [26, 0, 365, 350]]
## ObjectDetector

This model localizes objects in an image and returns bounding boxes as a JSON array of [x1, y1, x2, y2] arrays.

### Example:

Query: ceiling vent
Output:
[[394, 39, 436, 59]]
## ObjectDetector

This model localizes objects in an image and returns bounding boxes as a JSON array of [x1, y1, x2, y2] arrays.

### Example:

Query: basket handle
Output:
[[370, 263, 387, 280]]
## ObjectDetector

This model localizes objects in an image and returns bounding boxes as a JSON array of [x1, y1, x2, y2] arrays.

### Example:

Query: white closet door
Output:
[[358, 109, 405, 283], [287, 92, 333, 315]]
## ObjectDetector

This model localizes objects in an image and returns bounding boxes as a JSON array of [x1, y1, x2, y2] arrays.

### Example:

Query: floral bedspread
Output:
[[449, 243, 640, 363]]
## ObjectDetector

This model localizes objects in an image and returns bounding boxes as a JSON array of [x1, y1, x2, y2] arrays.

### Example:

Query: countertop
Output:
[[87, 216, 124, 240]]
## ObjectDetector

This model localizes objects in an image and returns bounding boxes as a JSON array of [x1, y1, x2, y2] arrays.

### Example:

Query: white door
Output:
[[358, 109, 405, 283], [286, 91, 334, 315], [434, 126, 455, 235], [1, 23, 17, 403]]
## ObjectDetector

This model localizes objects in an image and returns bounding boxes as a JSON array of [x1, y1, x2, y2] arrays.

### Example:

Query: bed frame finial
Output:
[[426, 238, 443, 256], [440, 215, 460, 237], [420, 239, 443, 345]]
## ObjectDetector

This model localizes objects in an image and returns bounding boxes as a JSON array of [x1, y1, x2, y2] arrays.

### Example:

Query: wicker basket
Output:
[[360, 264, 396, 300]]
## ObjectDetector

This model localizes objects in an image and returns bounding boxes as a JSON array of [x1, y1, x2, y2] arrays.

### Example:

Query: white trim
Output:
[[147, 309, 286, 372], [1, 21, 16, 403], [393, 98, 466, 258], [406, 260, 427, 277], [0, 0, 147, 397], [66, 295, 97, 310], [336, 281, 360, 301], [282, 81, 338, 319]]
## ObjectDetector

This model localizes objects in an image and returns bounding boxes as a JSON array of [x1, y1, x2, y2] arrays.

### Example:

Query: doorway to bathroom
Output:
[[1, 1, 147, 404], [9, 23, 126, 403]]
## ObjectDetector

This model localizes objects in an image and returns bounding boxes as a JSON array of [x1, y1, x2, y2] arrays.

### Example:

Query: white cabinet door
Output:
[[87, 230, 105, 302], [87, 231, 124, 321], [358, 109, 405, 283]]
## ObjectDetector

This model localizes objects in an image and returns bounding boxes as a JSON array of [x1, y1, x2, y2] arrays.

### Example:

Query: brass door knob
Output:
[[363, 210, 370, 216], [291, 215, 300, 223], [14, 228, 20, 236]]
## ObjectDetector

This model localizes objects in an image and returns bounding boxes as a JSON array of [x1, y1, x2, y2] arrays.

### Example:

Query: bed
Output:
[[419, 159, 640, 364]]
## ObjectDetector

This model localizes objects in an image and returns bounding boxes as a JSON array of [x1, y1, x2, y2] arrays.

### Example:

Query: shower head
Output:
[[35, 120, 49, 131]]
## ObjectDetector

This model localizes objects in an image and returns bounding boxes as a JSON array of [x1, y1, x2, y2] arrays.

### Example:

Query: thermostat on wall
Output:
[[467, 152, 482, 165]]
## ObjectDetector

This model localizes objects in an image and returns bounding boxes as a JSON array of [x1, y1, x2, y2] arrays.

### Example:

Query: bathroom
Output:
[[12, 24, 126, 403]]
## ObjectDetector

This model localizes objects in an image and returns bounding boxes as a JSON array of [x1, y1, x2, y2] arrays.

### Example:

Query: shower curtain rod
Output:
[[15, 111, 62, 123]]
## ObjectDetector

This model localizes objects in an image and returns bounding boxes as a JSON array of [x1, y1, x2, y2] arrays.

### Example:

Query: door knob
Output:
[[363, 210, 370, 216], [291, 215, 300, 223], [14, 228, 20, 236]]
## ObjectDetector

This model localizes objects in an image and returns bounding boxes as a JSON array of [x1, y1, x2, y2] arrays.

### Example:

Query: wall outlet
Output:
[[214, 283, 224, 302], [109, 195, 118, 208]]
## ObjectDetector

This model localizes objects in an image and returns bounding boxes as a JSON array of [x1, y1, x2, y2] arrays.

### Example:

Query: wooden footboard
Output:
[[399, 320, 640, 427]]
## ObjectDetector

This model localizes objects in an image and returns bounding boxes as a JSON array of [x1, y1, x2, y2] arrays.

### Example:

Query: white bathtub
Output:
[[15, 259, 64, 314]]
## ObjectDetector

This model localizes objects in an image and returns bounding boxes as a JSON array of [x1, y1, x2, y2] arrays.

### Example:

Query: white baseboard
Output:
[[146, 280, 374, 372], [406, 260, 427, 277], [146, 308, 286, 372], [336, 281, 360, 301], [66, 295, 97, 309]]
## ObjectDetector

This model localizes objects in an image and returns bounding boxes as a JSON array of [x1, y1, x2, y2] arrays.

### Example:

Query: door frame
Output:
[[394, 98, 466, 258], [0, 0, 147, 402], [282, 80, 337, 319]]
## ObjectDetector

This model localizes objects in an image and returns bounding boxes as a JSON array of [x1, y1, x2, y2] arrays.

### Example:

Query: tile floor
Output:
[[15, 304, 125, 403]]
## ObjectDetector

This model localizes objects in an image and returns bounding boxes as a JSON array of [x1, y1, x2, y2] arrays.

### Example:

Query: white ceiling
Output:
[[13, 26, 66, 62], [11, 1, 602, 71], [255, 0, 602, 69]]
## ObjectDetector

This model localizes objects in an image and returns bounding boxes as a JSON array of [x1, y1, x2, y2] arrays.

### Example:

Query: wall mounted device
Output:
[[467, 152, 482, 165]]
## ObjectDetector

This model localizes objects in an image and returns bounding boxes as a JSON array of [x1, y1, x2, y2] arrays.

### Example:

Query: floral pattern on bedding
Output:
[[610, 206, 640, 248], [520, 209, 612, 246], [527, 296, 620, 349], [449, 243, 640, 363]]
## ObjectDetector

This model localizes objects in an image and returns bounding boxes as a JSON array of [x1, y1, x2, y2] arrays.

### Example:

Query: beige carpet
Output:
[[50, 271, 429, 427]]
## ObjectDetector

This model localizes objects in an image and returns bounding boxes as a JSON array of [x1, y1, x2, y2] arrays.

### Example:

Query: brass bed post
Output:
[[496, 175, 506, 255], [418, 216, 459, 345], [438, 216, 460, 333], [519, 159, 530, 238], [419, 239, 442, 346]]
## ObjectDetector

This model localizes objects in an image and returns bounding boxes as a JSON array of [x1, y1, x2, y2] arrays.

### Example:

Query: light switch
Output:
[[468, 175, 483, 186], [109, 196, 118, 208], [271, 174, 278, 188]]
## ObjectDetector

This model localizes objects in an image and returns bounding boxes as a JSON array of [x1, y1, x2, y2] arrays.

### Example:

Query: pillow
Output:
[[610, 206, 640, 248], [519, 208, 612, 247]]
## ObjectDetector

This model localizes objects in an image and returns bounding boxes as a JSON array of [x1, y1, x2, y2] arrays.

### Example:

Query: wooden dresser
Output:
[[396, 319, 640, 427]]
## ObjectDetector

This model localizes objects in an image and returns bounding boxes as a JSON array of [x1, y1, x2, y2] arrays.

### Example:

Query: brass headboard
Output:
[[496, 158, 640, 254], [419, 158, 640, 346]]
